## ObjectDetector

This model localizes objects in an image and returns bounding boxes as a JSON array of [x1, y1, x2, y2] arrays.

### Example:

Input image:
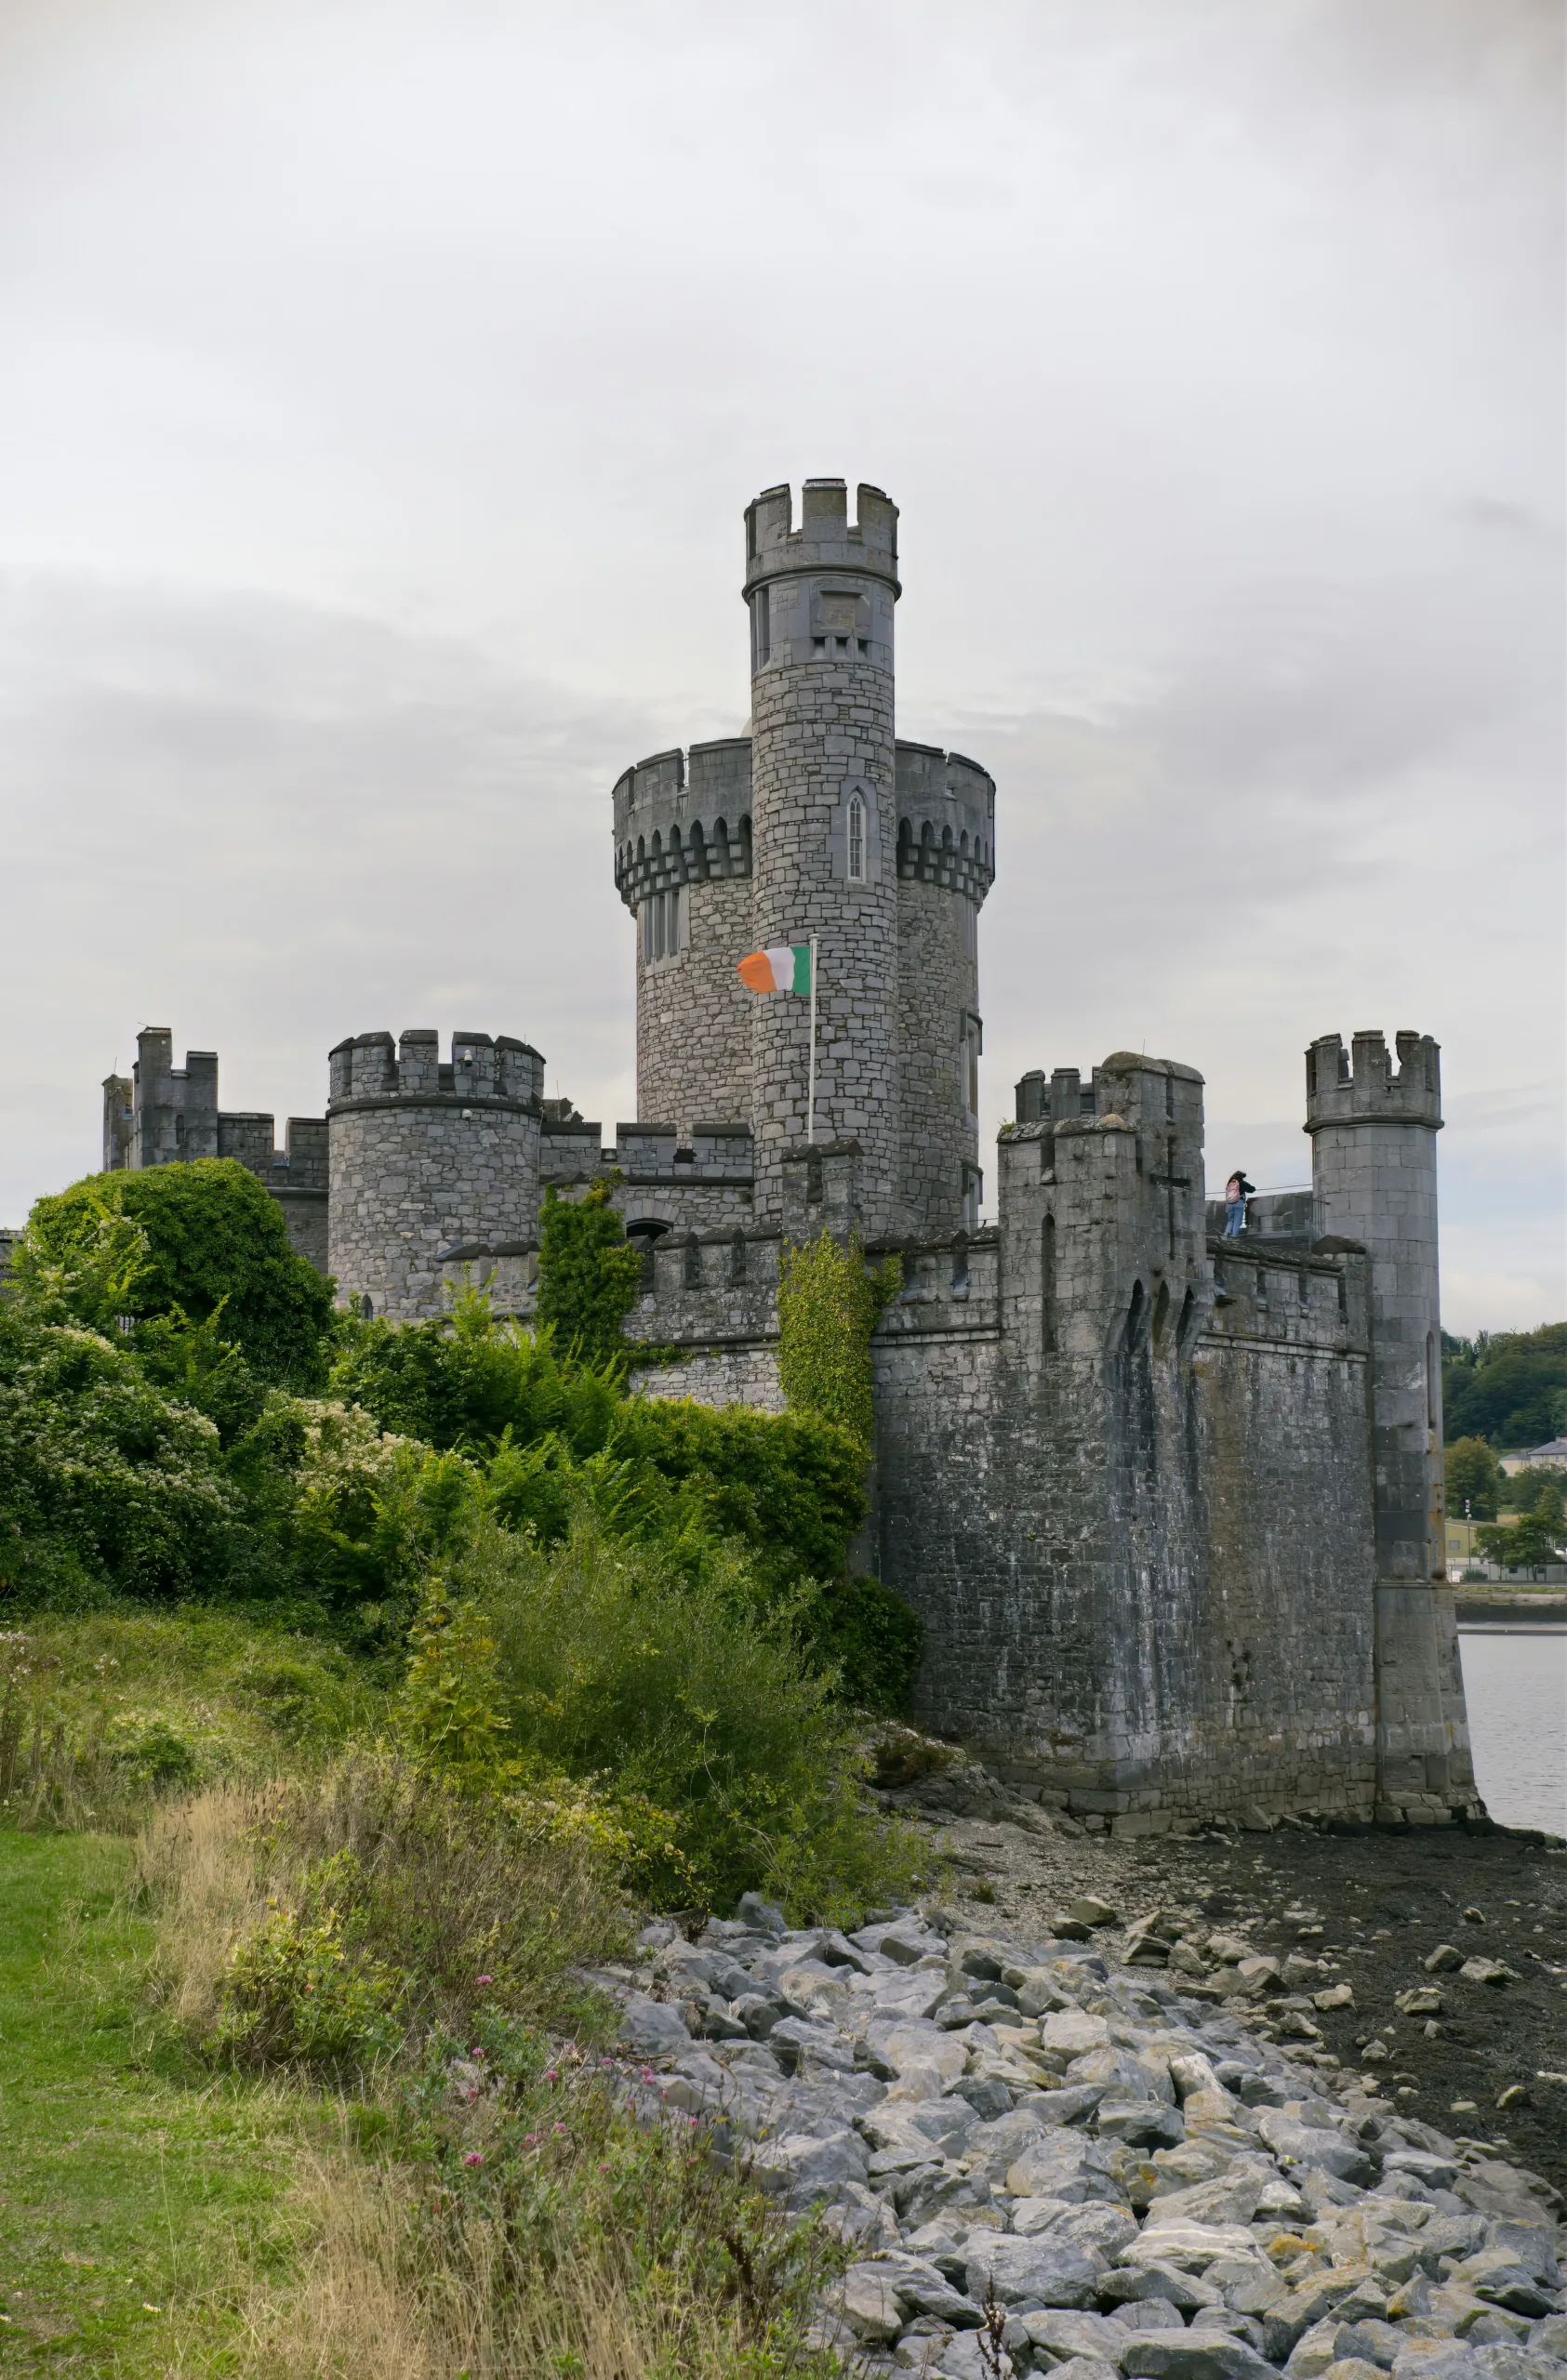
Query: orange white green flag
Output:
[[736, 944, 813, 995]]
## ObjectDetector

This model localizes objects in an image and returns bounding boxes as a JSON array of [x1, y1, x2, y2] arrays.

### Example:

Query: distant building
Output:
[[1498, 1438, 1567, 1475]]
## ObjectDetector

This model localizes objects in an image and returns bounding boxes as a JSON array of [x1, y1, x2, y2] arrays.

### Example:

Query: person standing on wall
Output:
[[1224, 1168, 1255, 1236]]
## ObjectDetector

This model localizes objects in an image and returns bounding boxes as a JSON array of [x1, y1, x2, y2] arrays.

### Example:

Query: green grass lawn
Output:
[[0, 1830, 306, 2374]]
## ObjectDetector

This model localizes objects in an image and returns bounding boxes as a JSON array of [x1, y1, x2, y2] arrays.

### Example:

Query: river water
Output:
[[1458, 1626, 1567, 1836]]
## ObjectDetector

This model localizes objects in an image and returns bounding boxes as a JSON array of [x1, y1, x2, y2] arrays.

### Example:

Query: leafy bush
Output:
[[534, 1179, 644, 1363], [0, 1299, 239, 1608], [326, 1289, 623, 1460], [810, 1570, 923, 1713], [464, 1515, 928, 1922], [24, 1161, 336, 1386], [213, 1886, 403, 2072]]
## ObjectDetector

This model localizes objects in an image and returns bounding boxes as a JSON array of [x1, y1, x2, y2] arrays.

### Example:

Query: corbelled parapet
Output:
[[612, 740, 755, 912], [894, 745, 996, 902]]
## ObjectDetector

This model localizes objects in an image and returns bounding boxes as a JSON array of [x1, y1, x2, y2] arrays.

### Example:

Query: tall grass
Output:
[[140, 1766, 856, 2380], [139, 1752, 631, 2054]]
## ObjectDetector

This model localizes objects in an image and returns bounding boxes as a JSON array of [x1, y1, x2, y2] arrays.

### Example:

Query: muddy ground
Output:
[[904, 1806, 1567, 2198]]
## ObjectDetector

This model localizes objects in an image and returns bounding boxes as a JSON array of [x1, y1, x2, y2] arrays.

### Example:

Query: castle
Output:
[[94, 478, 1477, 1837]]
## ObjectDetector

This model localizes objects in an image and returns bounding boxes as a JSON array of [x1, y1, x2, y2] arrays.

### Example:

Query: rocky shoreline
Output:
[[590, 1782, 1565, 2378]]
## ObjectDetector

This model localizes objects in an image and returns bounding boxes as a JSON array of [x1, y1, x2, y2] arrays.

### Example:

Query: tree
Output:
[[23, 1162, 336, 1386], [533, 1181, 644, 1365], [1441, 1321, 1567, 1449], [1443, 1436, 1500, 1520], [1476, 1509, 1562, 1576]]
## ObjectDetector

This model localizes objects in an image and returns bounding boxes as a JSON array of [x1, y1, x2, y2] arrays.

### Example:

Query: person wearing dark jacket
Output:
[[1224, 1170, 1255, 1237]]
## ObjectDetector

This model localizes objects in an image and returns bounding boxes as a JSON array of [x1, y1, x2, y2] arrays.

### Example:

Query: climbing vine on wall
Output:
[[534, 1181, 644, 1364], [777, 1233, 902, 1452]]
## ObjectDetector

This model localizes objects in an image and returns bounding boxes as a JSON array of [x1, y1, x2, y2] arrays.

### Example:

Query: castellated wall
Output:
[[327, 1028, 544, 1320], [620, 1052, 1433, 1831]]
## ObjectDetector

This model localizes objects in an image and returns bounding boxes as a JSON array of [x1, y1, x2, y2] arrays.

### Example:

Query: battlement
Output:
[[894, 745, 997, 902], [1304, 1030, 1442, 1132], [218, 1113, 329, 1192], [742, 480, 899, 594], [611, 740, 754, 912], [1012, 1052, 1203, 1136], [327, 1029, 544, 1111]]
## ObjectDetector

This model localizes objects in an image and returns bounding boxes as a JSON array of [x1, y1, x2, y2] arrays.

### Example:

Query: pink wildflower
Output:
[[476, 1975, 493, 1988], [462, 2151, 484, 2168]]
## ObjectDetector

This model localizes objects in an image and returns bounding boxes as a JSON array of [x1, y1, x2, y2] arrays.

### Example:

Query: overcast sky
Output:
[[1, 0, 1560, 1332]]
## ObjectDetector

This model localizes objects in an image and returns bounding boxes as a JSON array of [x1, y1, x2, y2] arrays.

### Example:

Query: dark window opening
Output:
[[1126, 1278, 1149, 1352], [1042, 1213, 1056, 1352], [1151, 1280, 1171, 1347]]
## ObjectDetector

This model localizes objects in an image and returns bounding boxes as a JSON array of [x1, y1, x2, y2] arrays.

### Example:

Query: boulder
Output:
[[962, 2231, 1104, 2308], [1460, 1961, 1517, 1988], [1118, 2333, 1279, 2380], [750, 2126, 870, 2202], [1043, 2010, 1114, 2056], [617, 1992, 693, 2054], [829, 2263, 903, 2341], [1097, 2100, 1188, 2150]]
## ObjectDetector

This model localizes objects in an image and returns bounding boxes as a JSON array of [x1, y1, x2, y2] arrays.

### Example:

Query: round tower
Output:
[[326, 1028, 543, 1319], [1306, 1028, 1444, 1581], [1306, 1027, 1476, 1817], [744, 479, 902, 1236]]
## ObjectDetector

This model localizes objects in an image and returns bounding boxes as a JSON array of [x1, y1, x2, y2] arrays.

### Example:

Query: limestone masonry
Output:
[[93, 478, 1474, 1834]]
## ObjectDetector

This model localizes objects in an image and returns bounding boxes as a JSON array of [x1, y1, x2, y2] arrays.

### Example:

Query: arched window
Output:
[[847, 791, 865, 880]]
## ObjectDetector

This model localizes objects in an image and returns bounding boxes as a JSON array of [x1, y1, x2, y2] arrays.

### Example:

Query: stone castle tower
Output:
[[613, 480, 993, 1242]]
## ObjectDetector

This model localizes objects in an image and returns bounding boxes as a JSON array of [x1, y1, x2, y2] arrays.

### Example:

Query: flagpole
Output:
[[806, 935, 818, 1145]]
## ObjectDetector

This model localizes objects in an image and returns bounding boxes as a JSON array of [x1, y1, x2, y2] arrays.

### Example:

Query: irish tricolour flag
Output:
[[737, 944, 813, 996]]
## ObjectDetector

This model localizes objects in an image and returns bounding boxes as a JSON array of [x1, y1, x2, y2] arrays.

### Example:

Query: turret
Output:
[[1306, 1029, 1443, 1580], [326, 1028, 544, 1318], [1305, 1027, 1475, 1818]]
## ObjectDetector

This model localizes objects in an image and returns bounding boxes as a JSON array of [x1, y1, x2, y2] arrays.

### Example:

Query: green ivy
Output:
[[533, 1181, 644, 1366], [776, 1232, 901, 1451]]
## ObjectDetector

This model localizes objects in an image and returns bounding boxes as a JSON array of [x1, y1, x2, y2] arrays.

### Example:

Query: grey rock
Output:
[[617, 1992, 693, 2054], [933, 2333, 1020, 2380], [1096, 2098, 1187, 2150], [735, 1891, 787, 1933], [1100, 2264, 1224, 2316], [1336, 2322, 1403, 2370], [1526, 2315, 1567, 2359], [1022, 2308, 1135, 2361], [1118, 2334, 1278, 2380], [1472, 2351, 1567, 2380], [1116, 2300, 1189, 2334], [769, 2015, 856, 2075], [962, 2232, 1104, 2308], [750, 2126, 870, 2203]]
